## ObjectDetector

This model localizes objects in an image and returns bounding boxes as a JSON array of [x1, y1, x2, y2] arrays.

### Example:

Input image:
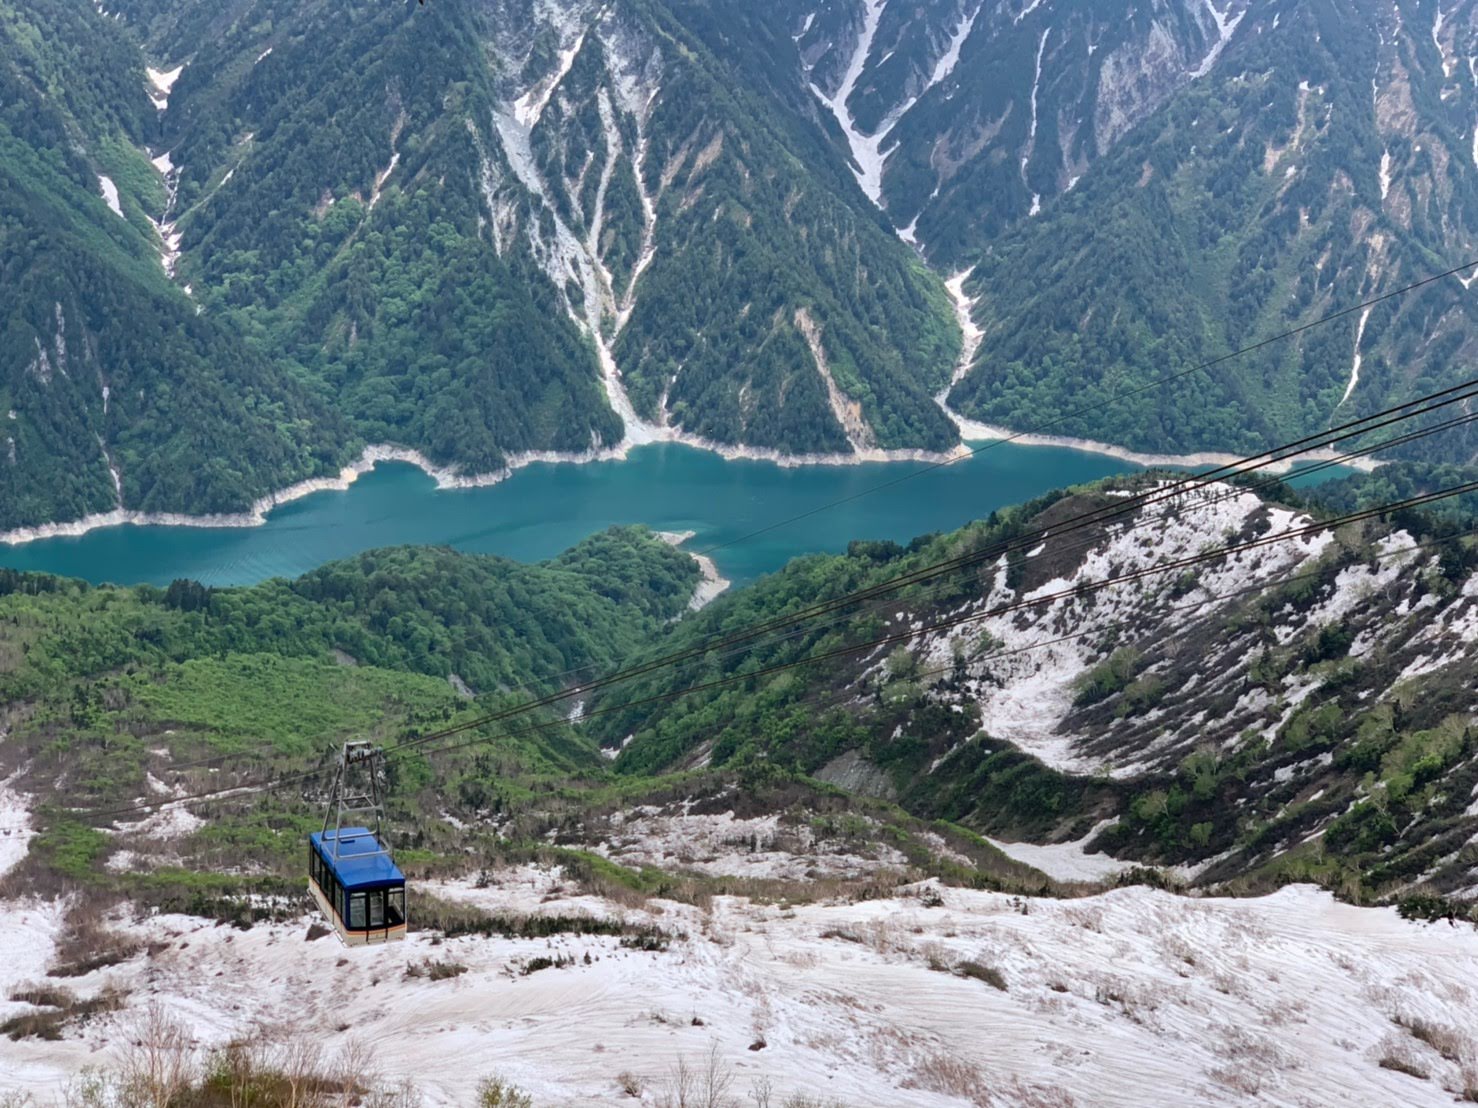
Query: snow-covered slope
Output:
[[2, 874, 1476, 1105], [609, 475, 1478, 896]]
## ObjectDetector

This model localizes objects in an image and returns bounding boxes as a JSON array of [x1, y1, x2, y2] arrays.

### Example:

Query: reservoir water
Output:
[[0, 442, 1340, 588]]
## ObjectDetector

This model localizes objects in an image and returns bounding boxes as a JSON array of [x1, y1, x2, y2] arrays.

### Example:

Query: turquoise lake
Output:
[[0, 442, 1343, 588]]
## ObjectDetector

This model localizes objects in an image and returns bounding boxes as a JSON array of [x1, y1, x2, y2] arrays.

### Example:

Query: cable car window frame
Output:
[[387, 887, 405, 926], [348, 891, 367, 930], [368, 888, 384, 928]]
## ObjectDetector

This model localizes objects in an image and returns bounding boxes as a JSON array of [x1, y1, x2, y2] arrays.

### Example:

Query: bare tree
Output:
[[333, 1038, 380, 1108], [656, 1045, 736, 1108], [275, 1033, 328, 1108], [117, 1003, 195, 1108]]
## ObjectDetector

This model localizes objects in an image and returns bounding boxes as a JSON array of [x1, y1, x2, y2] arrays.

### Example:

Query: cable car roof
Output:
[[311, 828, 404, 887]]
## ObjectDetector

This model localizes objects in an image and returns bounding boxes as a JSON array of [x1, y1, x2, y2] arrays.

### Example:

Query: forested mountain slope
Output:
[[0, 0, 349, 532], [740, 0, 1478, 468], [118, 0, 959, 457], [0, 526, 698, 791], [594, 474, 1478, 902], [11, 0, 1478, 531], [764, 0, 1250, 265], [946, 0, 1478, 463], [2, 0, 965, 531]]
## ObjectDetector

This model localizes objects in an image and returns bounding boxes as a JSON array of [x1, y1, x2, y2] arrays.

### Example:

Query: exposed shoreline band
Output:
[[0, 426, 1376, 549]]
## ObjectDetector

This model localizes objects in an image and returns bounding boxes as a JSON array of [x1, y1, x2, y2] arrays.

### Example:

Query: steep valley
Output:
[[3, 0, 1478, 1102]]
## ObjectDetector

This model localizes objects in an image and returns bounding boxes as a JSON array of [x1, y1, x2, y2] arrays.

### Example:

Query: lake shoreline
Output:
[[655, 530, 732, 611], [0, 425, 1372, 550], [944, 411, 1384, 477]]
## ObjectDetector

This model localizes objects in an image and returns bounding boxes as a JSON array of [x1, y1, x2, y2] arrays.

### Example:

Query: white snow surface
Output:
[[4, 880, 1478, 1105], [1337, 306, 1371, 409], [0, 776, 35, 879], [929, 4, 979, 89], [810, 0, 979, 215], [810, 0, 889, 206], [987, 821, 1135, 882], [1191, 0, 1244, 79], [1014, 0, 1045, 25], [900, 484, 1332, 775], [146, 64, 183, 110], [96, 175, 123, 218], [1021, 29, 1049, 199]]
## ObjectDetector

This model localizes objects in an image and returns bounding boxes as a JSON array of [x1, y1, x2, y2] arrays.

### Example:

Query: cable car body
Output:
[[308, 827, 407, 945], [311, 741, 406, 945]]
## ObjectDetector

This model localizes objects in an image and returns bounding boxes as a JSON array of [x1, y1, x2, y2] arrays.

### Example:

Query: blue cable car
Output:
[[309, 827, 407, 945], [310, 742, 406, 945]]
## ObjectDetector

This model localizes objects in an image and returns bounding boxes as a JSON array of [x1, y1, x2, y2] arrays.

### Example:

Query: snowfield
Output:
[[592, 807, 908, 881], [2, 875, 1477, 1105]]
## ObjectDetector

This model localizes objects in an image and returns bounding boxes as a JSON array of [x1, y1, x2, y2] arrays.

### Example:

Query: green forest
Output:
[[1, 0, 972, 533], [948, 1, 1478, 465]]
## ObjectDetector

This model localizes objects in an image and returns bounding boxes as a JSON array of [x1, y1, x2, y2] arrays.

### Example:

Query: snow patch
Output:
[[514, 32, 586, 128], [1020, 29, 1049, 199], [810, 0, 890, 206], [97, 175, 123, 218], [0, 777, 34, 879], [1337, 306, 1372, 409], [1014, 0, 1045, 25], [987, 821, 1135, 882], [146, 64, 183, 110], [1191, 0, 1244, 80], [929, 4, 979, 88]]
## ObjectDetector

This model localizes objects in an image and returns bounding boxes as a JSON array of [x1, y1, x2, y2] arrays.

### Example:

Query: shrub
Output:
[[616, 1070, 643, 1097], [405, 959, 467, 981], [0, 987, 123, 1041], [956, 962, 1007, 991], [477, 1075, 533, 1108], [521, 955, 572, 975], [1378, 1054, 1429, 1080], [1072, 648, 1142, 707]]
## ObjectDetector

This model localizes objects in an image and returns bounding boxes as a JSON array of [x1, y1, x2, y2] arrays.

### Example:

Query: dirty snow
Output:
[[146, 65, 183, 110], [108, 802, 204, 841], [3, 881, 1478, 1105], [910, 485, 1334, 775], [986, 821, 1135, 882], [594, 810, 906, 881]]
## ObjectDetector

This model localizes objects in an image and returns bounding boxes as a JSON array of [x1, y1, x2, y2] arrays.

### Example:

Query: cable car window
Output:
[[368, 889, 384, 928], [348, 892, 366, 930], [387, 888, 405, 926]]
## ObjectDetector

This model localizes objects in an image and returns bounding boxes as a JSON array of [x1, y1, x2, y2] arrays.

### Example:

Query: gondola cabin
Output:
[[308, 828, 407, 945]]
